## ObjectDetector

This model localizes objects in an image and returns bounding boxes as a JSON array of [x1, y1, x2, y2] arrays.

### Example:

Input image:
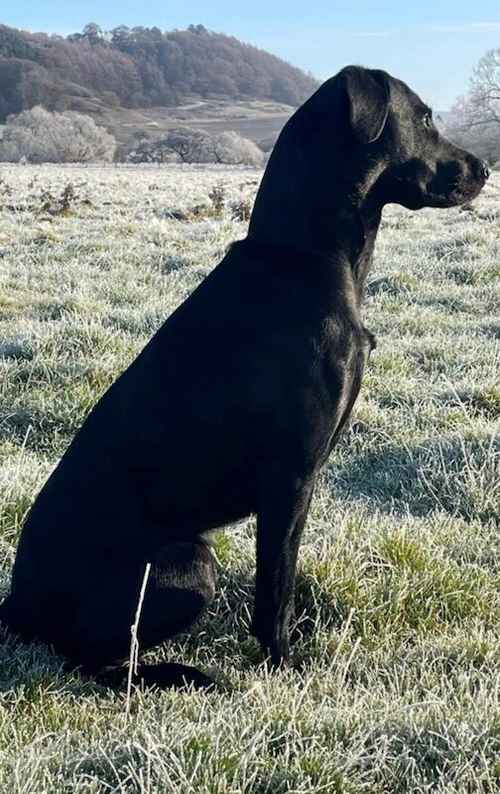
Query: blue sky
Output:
[[2, 1, 500, 109]]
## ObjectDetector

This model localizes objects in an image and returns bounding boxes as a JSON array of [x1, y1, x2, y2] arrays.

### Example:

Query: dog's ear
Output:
[[342, 66, 390, 144]]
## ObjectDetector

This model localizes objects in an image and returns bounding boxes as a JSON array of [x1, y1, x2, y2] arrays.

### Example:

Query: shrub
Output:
[[0, 106, 116, 163], [212, 131, 263, 166]]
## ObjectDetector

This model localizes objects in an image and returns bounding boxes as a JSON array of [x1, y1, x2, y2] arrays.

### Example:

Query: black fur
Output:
[[0, 66, 488, 687]]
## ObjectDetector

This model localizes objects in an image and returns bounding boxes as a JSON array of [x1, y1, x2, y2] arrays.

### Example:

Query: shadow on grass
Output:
[[328, 432, 499, 525]]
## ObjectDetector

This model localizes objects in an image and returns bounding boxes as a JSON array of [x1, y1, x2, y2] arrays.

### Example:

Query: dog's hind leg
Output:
[[60, 539, 218, 689]]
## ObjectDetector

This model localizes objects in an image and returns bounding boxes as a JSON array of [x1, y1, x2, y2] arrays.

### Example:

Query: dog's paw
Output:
[[251, 618, 290, 668]]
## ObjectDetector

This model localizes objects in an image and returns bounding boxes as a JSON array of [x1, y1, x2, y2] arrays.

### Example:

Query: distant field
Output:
[[93, 99, 295, 147], [0, 164, 499, 792]]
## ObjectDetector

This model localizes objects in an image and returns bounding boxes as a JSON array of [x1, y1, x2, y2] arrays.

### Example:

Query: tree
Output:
[[126, 126, 264, 165], [444, 97, 499, 164], [470, 49, 500, 127], [161, 127, 213, 162], [126, 127, 211, 163], [0, 106, 116, 163], [270, 76, 300, 105], [82, 23, 105, 46], [212, 131, 263, 165], [110, 26, 130, 47], [126, 136, 178, 164], [0, 59, 24, 119], [445, 49, 500, 163]]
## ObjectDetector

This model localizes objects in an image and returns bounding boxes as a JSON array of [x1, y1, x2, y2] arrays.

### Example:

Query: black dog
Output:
[[0, 66, 488, 688]]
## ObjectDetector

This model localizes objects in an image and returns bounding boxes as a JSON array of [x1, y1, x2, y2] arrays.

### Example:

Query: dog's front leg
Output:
[[252, 473, 315, 666]]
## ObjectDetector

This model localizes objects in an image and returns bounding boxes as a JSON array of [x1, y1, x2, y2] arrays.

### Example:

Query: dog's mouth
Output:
[[423, 182, 484, 208], [398, 175, 487, 211], [381, 162, 484, 211], [387, 157, 488, 211], [423, 158, 489, 208], [423, 174, 487, 208]]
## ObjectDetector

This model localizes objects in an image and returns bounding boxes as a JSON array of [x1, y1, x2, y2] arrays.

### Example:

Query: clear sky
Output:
[[2, 1, 500, 109]]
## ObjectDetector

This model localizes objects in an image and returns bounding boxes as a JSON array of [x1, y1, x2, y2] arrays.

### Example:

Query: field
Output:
[[92, 99, 294, 149], [0, 163, 499, 793]]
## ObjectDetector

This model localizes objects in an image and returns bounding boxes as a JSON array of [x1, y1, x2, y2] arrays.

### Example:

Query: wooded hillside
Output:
[[0, 23, 319, 121]]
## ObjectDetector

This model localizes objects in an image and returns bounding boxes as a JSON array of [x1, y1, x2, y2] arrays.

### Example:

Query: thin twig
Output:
[[125, 562, 151, 719]]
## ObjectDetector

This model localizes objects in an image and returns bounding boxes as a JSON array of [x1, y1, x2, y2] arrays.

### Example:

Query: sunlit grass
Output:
[[0, 163, 498, 792]]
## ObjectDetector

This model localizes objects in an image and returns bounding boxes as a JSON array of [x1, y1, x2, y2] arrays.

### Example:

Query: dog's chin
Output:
[[421, 179, 486, 209], [395, 179, 486, 211]]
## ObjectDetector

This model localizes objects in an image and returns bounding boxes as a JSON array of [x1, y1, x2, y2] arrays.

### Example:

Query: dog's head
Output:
[[248, 65, 489, 250], [330, 65, 489, 210]]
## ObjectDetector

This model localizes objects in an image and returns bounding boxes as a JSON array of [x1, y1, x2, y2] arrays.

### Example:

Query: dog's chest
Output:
[[312, 327, 372, 465]]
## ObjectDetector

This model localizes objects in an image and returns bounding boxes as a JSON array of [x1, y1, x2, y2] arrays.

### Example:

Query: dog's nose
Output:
[[481, 161, 490, 181]]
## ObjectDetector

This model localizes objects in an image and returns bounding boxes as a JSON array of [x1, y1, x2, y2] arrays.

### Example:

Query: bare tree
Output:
[[126, 136, 178, 164], [163, 127, 213, 162], [126, 127, 264, 166], [0, 106, 116, 163], [470, 49, 500, 127], [445, 49, 500, 163]]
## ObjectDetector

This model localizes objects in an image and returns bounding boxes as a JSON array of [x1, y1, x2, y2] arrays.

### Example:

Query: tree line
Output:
[[0, 107, 265, 166], [0, 23, 319, 121], [1, 22, 498, 166]]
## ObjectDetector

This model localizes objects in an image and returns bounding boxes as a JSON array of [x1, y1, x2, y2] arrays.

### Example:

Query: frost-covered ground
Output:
[[0, 163, 499, 793]]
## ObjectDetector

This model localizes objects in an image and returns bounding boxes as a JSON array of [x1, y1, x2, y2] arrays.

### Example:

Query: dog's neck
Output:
[[249, 177, 382, 305], [248, 125, 384, 304]]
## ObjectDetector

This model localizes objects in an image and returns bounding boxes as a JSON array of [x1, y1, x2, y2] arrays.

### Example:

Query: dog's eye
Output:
[[422, 113, 433, 129]]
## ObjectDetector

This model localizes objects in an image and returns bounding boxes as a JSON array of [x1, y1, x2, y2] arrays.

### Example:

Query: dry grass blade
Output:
[[125, 562, 151, 719]]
